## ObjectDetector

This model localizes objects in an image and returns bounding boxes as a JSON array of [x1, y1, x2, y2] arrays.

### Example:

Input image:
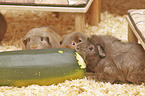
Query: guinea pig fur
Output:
[[60, 31, 87, 49], [22, 27, 61, 50], [76, 35, 145, 84]]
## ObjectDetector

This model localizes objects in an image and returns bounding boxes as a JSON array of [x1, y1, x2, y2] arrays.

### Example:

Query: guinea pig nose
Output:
[[31, 47, 37, 49], [31, 45, 38, 49], [75, 46, 79, 51]]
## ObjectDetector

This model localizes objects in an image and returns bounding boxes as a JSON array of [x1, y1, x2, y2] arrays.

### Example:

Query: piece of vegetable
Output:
[[0, 48, 86, 87]]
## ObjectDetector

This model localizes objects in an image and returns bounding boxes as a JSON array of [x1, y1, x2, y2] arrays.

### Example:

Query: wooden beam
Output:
[[128, 24, 138, 43], [0, 0, 94, 13], [75, 13, 85, 32], [88, 0, 101, 26], [127, 16, 145, 49]]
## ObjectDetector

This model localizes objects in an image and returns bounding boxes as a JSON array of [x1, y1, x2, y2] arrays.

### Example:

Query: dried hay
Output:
[[0, 10, 144, 95]]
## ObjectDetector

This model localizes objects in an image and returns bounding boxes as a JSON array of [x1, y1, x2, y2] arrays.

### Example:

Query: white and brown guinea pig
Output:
[[22, 27, 61, 50], [60, 31, 87, 49]]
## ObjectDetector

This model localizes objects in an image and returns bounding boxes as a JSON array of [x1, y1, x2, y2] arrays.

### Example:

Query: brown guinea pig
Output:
[[60, 31, 87, 49], [22, 27, 61, 50], [76, 35, 145, 84], [0, 13, 7, 42], [76, 35, 106, 72]]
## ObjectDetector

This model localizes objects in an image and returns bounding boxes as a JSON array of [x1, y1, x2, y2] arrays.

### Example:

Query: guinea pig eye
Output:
[[72, 41, 76, 46], [60, 41, 62, 45], [88, 45, 94, 51], [78, 39, 82, 42], [41, 37, 43, 41]]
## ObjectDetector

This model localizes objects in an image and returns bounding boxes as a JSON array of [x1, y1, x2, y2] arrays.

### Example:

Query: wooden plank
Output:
[[128, 24, 138, 43], [127, 16, 145, 50], [89, 0, 101, 26], [35, 0, 68, 5], [0, 0, 87, 5], [0, 0, 93, 13], [69, 0, 87, 5], [0, 0, 34, 3], [0, 0, 68, 5], [75, 13, 85, 32]]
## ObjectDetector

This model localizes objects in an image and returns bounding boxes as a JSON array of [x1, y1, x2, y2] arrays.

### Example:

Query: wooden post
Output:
[[0, 0, 34, 3], [88, 0, 101, 26], [75, 13, 85, 32], [128, 24, 138, 43]]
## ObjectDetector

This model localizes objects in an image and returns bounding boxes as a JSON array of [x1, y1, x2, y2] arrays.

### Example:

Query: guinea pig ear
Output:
[[46, 37, 51, 45], [23, 38, 30, 45], [60, 40, 63, 45], [23, 39, 27, 45], [22, 38, 29, 50], [97, 44, 106, 58]]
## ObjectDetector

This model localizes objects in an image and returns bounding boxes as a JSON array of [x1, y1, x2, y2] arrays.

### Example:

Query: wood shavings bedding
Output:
[[0, 10, 144, 95], [0, 78, 145, 96], [85, 11, 128, 41]]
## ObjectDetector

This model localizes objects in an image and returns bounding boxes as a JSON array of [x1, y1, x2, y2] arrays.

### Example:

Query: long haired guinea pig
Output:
[[76, 35, 145, 84], [75, 34, 123, 72], [76, 35, 106, 72], [60, 32, 87, 49], [0, 13, 7, 42], [22, 27, 61, 50]]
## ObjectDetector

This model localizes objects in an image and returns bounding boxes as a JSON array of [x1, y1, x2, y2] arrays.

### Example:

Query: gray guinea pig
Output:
[[22, 27, 61, 50], [76, 35, 145, 84], [60, 31, 87, 49], [0, 13, 7, 42]]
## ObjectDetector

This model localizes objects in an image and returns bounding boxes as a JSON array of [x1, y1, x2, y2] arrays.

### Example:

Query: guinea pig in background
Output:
[[0, 13, 7, 42], [76, 35, 145, 84], [22, 27, 61, 50], [60, 31, 87, 49]]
